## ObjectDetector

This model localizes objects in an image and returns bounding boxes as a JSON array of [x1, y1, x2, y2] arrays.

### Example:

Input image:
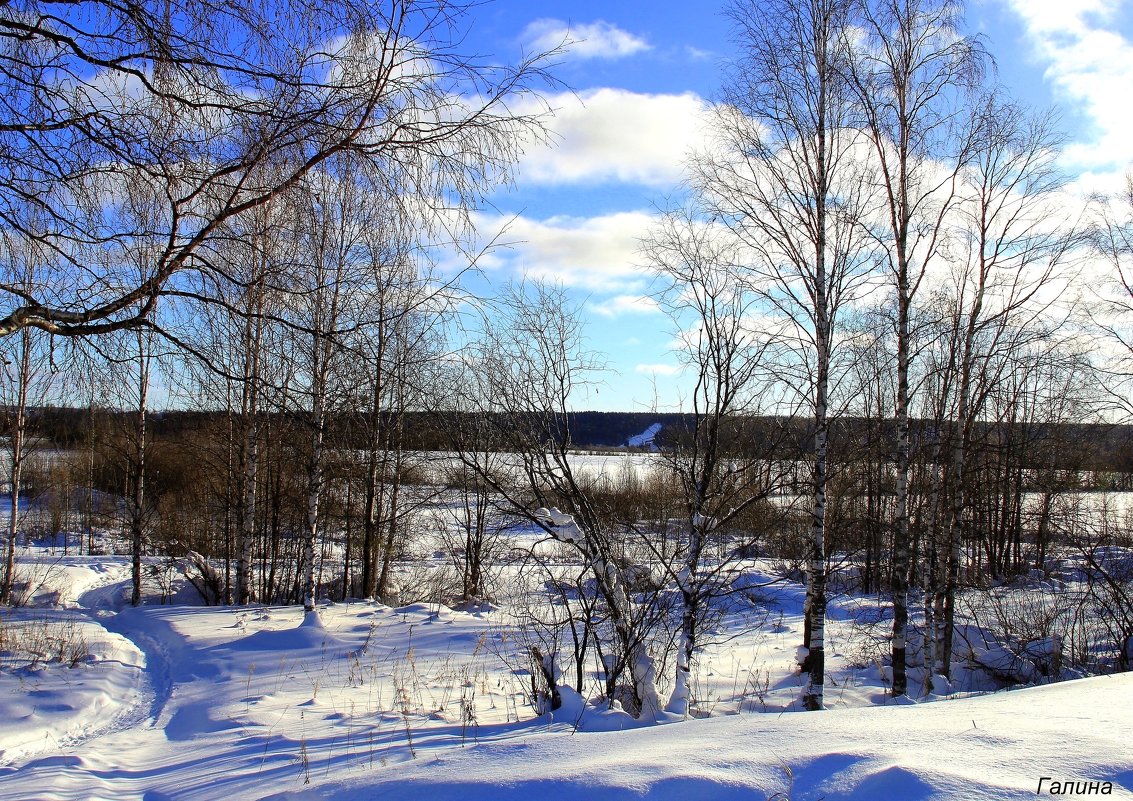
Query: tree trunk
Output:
[[1, 330, 31, 606], [892, 283, 911, 697], [667, 518, 706, 716], [302, 398, 324, 613], [131, 331, 150, 608], [804, 314, 831, 710]]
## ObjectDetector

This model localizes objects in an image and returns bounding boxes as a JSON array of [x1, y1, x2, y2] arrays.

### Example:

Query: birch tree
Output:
[[928, 98, 1074, 683], [0, 0, 554, 339], [691, 0, 874, 709], [126, 329, 155, 606], [1094, 174, 1133, 419], [289, 171, 357, 616], [349, 211, 442, 602], [442, 282, 665, 719], [220, 198, 288, 607], [0, 326, 53, 604], [182, 195, 286, 605], [846, 0, 984, 696], [645, 208, 786, 716]]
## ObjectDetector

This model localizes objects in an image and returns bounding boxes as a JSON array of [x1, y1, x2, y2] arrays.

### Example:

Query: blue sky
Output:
[[461, 0, 1133, 413]]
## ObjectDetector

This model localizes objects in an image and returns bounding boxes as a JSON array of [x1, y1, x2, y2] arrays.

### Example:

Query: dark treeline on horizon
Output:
[[17, 405, 1133, 478]]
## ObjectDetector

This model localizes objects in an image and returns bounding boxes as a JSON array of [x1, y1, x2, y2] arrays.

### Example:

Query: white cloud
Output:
[[473, 210, 657, 292], [590, 295, 662, 318], [522, 19, 650, 60], [1003, 0, 1133, 186], [635, 363, 682, 376], [516, 88, 708, 186]]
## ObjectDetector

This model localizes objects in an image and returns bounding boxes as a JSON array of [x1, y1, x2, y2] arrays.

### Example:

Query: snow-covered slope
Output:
[[267, 674, 1133, 800], [1, 555, 1131, 801], [627, 423, 663, 449]]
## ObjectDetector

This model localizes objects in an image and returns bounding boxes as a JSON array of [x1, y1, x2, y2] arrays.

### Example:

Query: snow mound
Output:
[[0, 616, 146, 766], [223, 610, 345, 652]]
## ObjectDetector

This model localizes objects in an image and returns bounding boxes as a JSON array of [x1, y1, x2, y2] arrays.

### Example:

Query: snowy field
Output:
[[1, 544, 1132, 801]]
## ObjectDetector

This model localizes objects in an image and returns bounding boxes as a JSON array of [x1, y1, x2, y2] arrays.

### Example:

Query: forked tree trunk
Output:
[[538, 507, 663, 720]]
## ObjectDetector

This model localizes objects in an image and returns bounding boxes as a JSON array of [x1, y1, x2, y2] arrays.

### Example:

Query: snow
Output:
[[0, 611, 146, 766], [627, 423, 663, 449], [270, 676, 1133, 800], [0, 550, 1131, 801]]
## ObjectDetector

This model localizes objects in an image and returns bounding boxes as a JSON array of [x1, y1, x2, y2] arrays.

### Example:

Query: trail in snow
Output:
[[2, 552, 1132, 801], [91, 608, 175, 726], [0, 561, 147, 771]]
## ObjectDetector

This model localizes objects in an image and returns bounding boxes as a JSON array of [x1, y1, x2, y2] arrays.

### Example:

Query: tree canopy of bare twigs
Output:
[[0, 0, 555, 340]]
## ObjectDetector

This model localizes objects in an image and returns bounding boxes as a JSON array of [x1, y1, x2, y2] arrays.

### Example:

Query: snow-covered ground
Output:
[[0, 550, 1130, 800]]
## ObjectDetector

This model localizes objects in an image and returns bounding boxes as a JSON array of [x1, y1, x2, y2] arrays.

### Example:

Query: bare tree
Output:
[[0, 0, 554, 340], [347, 209, 445, 602], [177, 193, 286, 605], [228, 201, 283, 607], [0, 326, 54, 603], [71, 328, 161, 606], [126, 329, 156, 606], [845, 0, 984, 696], [687, 0, 875, 709], [439, 430, 511, 604], [0, 0, 557, 613], [927, 98, 1075, 683], [645, 208, 786, 715], [283, 168, 362, 616], [1094, 174, 1133, 418], [440, 282, 666, 719]]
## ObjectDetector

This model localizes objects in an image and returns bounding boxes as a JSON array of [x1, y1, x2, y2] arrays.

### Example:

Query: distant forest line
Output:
[[16, 406, 1133, 478]]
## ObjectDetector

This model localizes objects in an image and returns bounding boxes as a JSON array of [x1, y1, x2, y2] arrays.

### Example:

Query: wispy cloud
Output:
[[522, 19, 650, 60], [590, 294, 662, 318]]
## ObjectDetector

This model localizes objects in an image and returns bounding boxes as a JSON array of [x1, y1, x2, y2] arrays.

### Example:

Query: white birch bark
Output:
[[535, 507, 663, 719], [667, 513, 711, 716]]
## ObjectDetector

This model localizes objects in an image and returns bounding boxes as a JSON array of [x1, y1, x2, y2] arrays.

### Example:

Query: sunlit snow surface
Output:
[[0, 551, 1130, 801]]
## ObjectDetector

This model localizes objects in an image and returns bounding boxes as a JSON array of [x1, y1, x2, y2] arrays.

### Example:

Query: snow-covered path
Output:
[[1, 557, 1131, 800], [1, 573, 540, 801], [0, 558, 149, 770]]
